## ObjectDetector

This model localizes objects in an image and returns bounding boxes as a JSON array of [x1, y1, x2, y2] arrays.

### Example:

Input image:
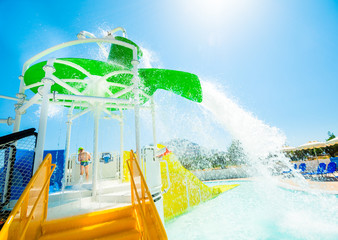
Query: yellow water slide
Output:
[[0, 152, 167, 240], [158, 144, 238, 221], [122, 144, 239, 222]]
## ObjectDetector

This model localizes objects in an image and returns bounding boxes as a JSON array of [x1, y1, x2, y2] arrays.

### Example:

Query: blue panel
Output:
[[330, 157, 338, 171], [43, 150, 65, 192]]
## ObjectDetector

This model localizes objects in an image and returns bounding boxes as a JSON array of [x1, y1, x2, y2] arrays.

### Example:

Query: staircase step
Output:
[[49, 182, 130, 204], [42, 205, 133, 235], [97, 192, 131, 203], [94, 229, 140, 240], [39, 217, 136, 240], [97, 182, 131, 195]]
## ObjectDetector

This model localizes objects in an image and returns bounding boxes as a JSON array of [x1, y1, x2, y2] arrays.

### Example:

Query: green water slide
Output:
[[23, 36, 202, 109]]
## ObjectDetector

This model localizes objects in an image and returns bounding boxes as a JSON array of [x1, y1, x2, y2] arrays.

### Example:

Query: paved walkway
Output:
[[205, 176, 338, 195], [278, 176, 338, 195]]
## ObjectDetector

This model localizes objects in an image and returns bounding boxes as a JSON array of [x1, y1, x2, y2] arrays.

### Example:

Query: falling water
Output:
[[166, 80, 338, 239], [200, 80, 291, 178]]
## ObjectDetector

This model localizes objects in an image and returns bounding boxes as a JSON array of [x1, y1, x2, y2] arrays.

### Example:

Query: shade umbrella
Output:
[[326, 137, 338, 147], [297, 141, 326, 166], [296, 141, 326, 151], [281, 146, 297, 152]]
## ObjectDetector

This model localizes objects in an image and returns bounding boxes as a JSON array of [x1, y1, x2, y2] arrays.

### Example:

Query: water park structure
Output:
[[0, 27, 235, 239]]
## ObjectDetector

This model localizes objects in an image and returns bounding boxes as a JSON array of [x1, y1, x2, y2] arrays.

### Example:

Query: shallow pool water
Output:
[[165, 180, 338, 240]]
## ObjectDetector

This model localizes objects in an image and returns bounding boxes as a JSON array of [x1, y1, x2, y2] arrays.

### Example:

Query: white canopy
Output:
[[281, 146, 297, 152], [326, 137, 338, 146], [296, 141, 326, 151]]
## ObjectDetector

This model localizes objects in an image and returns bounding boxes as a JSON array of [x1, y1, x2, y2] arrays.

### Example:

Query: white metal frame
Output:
[[0, 27, 159, 198]]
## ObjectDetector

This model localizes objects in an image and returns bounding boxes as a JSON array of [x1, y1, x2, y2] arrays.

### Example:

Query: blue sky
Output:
[[0, 0, 337, 152]]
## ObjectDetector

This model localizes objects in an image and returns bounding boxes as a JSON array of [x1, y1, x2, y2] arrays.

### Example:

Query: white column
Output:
[[33, 60, 55, 173], [63, 107, 74, 190], [144, 147, 164, 222], [12, 76, 26, 133], [119, 110, 124, 181], [92, 106, 100, 198], [134, 105, 141, 162], [131, 59, 141, 162], [151, 97, 157, 154]]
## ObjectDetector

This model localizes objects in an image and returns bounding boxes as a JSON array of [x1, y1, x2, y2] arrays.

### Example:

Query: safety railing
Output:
[[0, 154, 55, 240], [0, 128, 37, 212], [126, 150, 167, 240]]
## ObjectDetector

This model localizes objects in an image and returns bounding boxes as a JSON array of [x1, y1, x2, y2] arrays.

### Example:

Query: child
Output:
[[78, 147, 91, 181]]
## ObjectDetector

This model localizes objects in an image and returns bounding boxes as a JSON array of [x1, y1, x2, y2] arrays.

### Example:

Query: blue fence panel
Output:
[[43, 150, 65, 192]]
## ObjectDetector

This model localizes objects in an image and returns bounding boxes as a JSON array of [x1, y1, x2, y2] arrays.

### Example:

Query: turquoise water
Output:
[[166, 180, 338, 240]]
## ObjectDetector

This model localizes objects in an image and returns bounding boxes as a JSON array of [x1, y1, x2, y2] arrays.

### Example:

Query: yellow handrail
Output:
[[126, 150, 167, 240], [127, 165, 149, 238], [0, 154, 55, 240]]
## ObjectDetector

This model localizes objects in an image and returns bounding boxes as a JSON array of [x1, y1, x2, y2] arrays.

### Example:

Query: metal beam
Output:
[[51, 93, 131, 105], [22, 38, 137, 75], [17, 93, 41, 114]]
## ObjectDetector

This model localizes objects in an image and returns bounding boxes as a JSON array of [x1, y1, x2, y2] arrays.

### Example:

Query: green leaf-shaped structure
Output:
[[23, 36, 202, 110]]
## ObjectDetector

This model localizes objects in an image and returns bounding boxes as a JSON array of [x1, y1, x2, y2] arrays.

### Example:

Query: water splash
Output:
[[200, 80, 289, 177], [166, 180, 338, 240], [34, 104, 64, 119], [139, 46, 163, 69]]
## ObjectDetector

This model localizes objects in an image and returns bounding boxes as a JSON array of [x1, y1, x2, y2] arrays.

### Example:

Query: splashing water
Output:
[[165, 80, 338, 239], [166, 180, 338, 240], [200, 80, 290, 178]]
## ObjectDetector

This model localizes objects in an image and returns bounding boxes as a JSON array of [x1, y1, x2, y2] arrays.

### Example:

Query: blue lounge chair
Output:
[[324, 162, 336, 177], [299, 163, 306, 173], [282, 163, 298, 174], [304, 163, 326, 176]]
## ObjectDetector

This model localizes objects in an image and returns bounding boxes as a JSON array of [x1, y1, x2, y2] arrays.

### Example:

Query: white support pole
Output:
[[63, 106, 74, 190], [18, 93, 41, 114], [33, 59, 55, 173], [119, 110, 124, 182], [0, 95, 21, 101], [92, 105, 100, 198], [0, 117, 14, 125], [52, 93, 130, 105], [12, 76, 26, 133], [131, 59, 141, 162], [134, 107, 141, 163], [151, 97, 158, 154]]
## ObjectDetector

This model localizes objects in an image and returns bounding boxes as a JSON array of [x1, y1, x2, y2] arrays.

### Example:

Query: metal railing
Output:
[[126, 150, 167, 240], [0, 154, 55, 240], [0, 128, 37, 210]]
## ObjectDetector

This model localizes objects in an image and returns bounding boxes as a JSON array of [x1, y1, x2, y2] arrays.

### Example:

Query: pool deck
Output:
[[204, 176, 338, 195], [203, 177, 253, 183], [277, 176, 338, 195]]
